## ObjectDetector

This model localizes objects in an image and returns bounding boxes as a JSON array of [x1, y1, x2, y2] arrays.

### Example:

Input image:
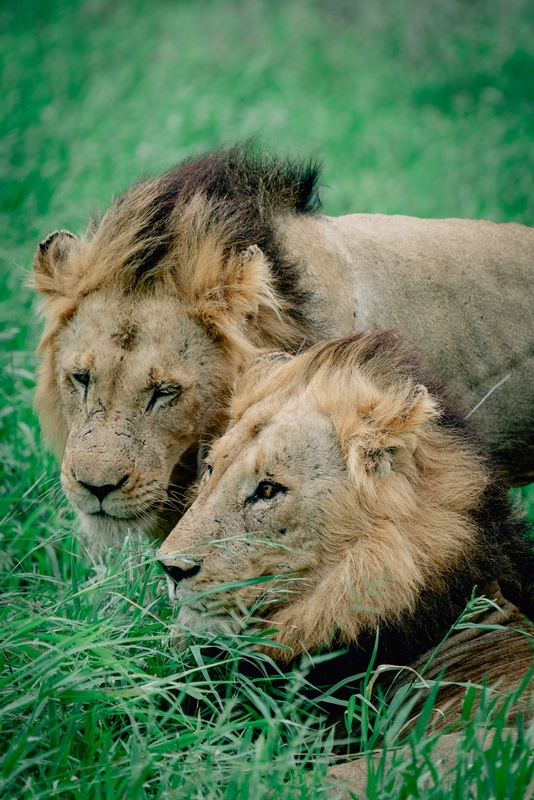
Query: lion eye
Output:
[[247, 481, 287, 504], [71, 370, 90, 388], [147, 384, 182, 412], [198, 464, 213, 491]]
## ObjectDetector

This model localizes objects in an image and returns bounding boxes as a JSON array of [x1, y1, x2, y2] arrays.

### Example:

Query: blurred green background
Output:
[[2, 0, 534, 521], [1, 3, 534, 796]]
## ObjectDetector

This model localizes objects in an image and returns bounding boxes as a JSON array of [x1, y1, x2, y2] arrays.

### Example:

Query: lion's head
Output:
[[158, 331, 534, 663], [33, 145, 320, 542]]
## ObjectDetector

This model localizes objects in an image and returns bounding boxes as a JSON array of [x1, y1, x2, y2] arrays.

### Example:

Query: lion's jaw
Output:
[[43, 291, 230, 542]]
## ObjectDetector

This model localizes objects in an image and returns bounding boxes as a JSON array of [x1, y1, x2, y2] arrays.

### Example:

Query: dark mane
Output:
[[89, 144, 321, 336], [163, 141, 322, 213]]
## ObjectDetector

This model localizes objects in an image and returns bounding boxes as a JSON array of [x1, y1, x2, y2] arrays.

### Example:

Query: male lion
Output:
[[158, 331, 534, 719], [33, 144, 534, 544]]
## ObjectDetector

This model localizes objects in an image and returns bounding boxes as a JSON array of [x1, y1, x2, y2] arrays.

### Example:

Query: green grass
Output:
[[2, 0, 534, 797]]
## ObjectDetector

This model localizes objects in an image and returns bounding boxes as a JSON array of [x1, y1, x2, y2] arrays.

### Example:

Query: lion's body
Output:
[[276, 211, 534, 485], [408, 591, 533, 711], [33, 145, 534, 544], [158, 332, 534, 720]]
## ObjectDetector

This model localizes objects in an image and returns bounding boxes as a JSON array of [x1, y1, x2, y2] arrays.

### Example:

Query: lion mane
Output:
[[158, 331, 534, 708], [34, 144, 319, 359], [33, 143, 534, 544], [33, 145, 323, 542]]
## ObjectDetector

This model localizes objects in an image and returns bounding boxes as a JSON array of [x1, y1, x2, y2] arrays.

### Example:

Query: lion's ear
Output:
[[224, 244, 275, 322], [397, 384, 433, 431], [186, 241, 304, 356], [344, 383, 437, 483], [33, 230, 78, 296], [375, 383, 435, 435], [190, 244, 279, 335]]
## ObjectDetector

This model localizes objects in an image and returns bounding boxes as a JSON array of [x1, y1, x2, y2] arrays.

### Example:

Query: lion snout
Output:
[[66, 449, 134, 493], [77, 474, 129, 504]]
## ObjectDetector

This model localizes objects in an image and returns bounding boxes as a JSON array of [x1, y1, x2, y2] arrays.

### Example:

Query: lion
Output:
[[157, 331, 534, 722], [33, 144, 534, 544]]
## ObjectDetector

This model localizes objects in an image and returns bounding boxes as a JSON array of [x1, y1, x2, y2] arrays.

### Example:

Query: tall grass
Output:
[[1, 0, 534, 797], [2, 536, 533, 799], [1, 540, 330, 798]]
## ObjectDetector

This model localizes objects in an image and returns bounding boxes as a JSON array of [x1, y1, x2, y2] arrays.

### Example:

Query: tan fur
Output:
[[276, 212, 534, 486], [33, 148, 534, 545], [158, 332, 529, 662], [158, 333, 534, 754]]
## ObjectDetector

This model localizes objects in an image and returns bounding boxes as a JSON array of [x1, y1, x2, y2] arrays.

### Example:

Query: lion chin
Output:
[[158, 331, 534, 726], [176, 605, 241, 638], [77, 510, 162, 548]]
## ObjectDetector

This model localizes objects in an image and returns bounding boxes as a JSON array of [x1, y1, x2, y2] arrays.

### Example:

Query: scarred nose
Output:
[[159, 561, 201, 584]]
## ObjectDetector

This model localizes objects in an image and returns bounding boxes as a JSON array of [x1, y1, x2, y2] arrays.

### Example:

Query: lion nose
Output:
[[159, 561, 201, 584], [79, 475, 128, 503]]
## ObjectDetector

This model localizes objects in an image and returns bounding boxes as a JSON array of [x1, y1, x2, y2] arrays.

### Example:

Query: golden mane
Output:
[[159, 331, 534, 668], [230, 333, 490, 655]]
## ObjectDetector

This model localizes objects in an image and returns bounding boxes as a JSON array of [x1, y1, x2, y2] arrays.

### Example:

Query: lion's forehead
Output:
[[66, 292, 201, 348], [211, 403, 343, 490], [59, 291, 219, 387]]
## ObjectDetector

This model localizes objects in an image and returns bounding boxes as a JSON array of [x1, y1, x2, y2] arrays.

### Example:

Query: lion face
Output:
[[33, 156, 310, 545], [158, 334, 487, 659], [42, 290, 229, 541], [158, 400, 349, 634]]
